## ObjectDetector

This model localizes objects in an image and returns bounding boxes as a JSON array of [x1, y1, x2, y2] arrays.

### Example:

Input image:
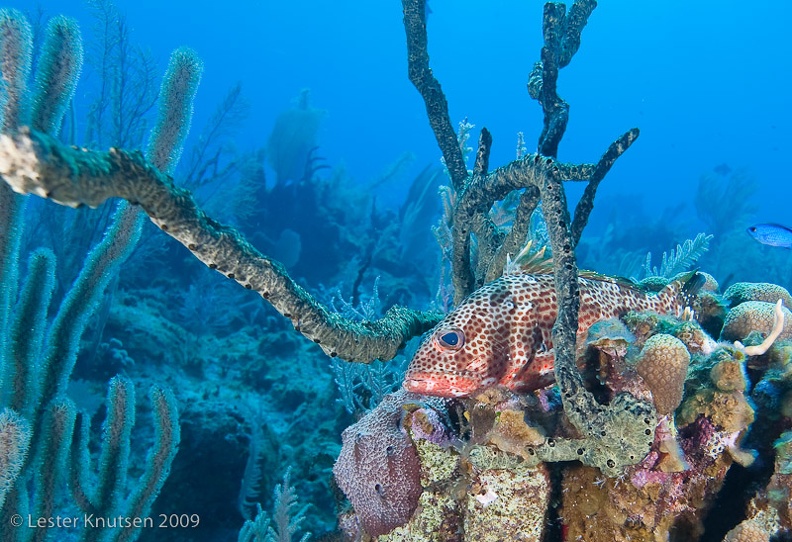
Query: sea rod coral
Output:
[[0, 7, 199, 541]]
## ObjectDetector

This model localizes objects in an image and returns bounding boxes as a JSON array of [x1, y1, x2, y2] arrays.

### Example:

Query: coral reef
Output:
[[335, 284, 792, 541], [720, 300, 792, 344], [723, 283, 792, 309], [337, 392, 551, 542]]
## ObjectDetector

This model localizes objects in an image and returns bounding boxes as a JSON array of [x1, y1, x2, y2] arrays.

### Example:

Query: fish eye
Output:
[[434, 328, 464, 350]]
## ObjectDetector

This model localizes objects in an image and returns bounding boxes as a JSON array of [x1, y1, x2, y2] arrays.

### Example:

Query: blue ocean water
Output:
[[0, 0, 790, 541], [4, 0, 790, 220]]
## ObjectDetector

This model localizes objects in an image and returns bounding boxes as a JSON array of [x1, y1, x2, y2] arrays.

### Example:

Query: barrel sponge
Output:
[[723, 520, 770, 542], [723, 282, 792, 309], [720, 301, 792, 343], [635, 334, 690, 415], [333, 392, 422, 536]]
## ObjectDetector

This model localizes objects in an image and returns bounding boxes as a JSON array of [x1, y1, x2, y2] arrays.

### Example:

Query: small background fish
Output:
[[747, 223, 792, 248]]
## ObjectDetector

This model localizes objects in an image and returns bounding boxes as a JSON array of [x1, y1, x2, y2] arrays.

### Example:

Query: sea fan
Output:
[[643, 233, 714, 279], [237, 468, 310, 542]]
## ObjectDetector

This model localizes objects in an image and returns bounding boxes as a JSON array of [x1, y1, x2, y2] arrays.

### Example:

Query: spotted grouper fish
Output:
[[404, 271, 702, 398]]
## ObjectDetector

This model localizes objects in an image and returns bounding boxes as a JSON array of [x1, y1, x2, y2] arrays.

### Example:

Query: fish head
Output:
[[404, 283, 516, 398], [747, 223, 792, 248]]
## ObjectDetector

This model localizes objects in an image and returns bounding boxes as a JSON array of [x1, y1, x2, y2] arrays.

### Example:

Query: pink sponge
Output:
[[333, 391, 422, 536]]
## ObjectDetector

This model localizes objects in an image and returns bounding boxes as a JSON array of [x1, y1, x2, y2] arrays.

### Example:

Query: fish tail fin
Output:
[[658, 270, 706, 316]]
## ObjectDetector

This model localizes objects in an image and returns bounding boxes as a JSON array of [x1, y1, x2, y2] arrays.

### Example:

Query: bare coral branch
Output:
[[449, 129, 492, 302], [735, 299, 785, 356], [447, 148, 600, 302], [531, 0, 597, 157], [487, 186, 540, 283], [570, 127, 640, 247], [0, 128, 441, 363], [401, 0, 468, 190], [539, 161, 657, 477]]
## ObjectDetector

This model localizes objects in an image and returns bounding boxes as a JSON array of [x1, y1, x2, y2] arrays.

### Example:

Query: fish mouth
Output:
[[403, 371, 480, 398]]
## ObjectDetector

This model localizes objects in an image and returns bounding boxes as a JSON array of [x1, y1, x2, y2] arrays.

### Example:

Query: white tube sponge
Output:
[[147, 47, 203, 174], [38, 202, 141, 409], [0, 8, 33, 132], [0, 9, 33, 353], [118, 385, 179, 542], [30, 15, 83, 134], [33, 399, 76, 529], [96, 375, 135, 515]]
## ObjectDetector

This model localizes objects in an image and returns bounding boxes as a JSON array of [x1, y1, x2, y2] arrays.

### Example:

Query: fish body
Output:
[[748, 223, 792, 248], [404, 272, 699, 398]]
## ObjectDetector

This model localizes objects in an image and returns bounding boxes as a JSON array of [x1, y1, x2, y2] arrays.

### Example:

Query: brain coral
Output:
[[635, 334, 690, 415], [723, 282, 792, 309], [723, 520, 770, 542], [333, 391, 422, 536], [720, 300, 792, 343]]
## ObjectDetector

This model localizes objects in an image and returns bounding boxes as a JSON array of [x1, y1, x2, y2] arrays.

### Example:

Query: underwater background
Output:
[[0, 0, 791, 541]]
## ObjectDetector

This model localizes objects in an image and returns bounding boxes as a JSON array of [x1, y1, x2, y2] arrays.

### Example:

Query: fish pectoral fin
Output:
[[533, 351, 555, 375], [509, 350, 555, 387]]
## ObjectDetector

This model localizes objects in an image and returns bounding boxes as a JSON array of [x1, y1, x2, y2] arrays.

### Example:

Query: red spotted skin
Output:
[[404, 273, 685, 398]]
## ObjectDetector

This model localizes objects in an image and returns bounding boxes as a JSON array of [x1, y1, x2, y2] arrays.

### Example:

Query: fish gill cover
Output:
[[0, 1, 790, 541]]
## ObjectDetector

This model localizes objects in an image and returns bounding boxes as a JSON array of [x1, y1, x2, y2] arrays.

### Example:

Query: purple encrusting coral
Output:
[[408, 405, 457, 447]]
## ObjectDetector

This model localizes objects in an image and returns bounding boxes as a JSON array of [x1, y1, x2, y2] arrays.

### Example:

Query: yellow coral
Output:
[[464, 465, 550, 541], [678, 389, 755, 434], [710, 359, 748, 392], [723, 519, 770, 542], [723, 282, 792, 309], [488, 409, 545, 461], [635, 334, 690, 415], [720, 301, 792, 344]]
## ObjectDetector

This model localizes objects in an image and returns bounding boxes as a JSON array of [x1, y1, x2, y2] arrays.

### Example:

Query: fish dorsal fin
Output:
[[503, 240, 646, 291], [505, 241, 554, 275], [576, 270, 652, 297], [505, 242, 643, 290], [577, 270, 642, 290], [766, 223, 792, 234]]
